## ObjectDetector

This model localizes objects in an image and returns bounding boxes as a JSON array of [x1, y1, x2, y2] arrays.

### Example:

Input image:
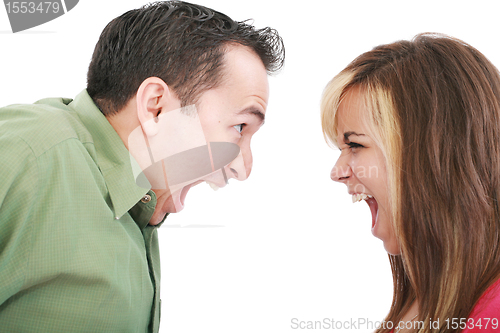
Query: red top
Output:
[[462, 278, 500, 332], [389, 278, 500, 332]]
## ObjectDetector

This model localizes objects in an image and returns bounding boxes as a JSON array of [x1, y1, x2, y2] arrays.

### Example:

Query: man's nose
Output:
[[227, 149, 252, 181], [331, 156, 352, 183]]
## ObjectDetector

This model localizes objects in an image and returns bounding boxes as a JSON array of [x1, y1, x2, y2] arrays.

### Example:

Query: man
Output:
[[0, 1, 284, 332]]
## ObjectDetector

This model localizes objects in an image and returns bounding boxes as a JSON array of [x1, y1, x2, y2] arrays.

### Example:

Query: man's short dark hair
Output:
[[87, 1, 285, 116]]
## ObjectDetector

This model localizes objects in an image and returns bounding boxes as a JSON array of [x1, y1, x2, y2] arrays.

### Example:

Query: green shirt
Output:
[[0, 90, 164, 333]]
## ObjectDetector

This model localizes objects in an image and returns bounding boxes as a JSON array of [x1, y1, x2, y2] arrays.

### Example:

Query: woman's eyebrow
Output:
[[343, 131, 365, 141]]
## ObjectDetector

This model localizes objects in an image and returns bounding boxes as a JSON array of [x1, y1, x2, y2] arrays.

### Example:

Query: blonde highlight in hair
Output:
[[321, 33, 500, 332], [320, 71, 354, 148]]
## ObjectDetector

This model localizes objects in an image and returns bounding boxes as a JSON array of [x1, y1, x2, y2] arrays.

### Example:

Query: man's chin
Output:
[[165, 189, 187, 214], [149, 180, 208, 224], [148, 189, 183, 225], [158, 183, 196, 214]]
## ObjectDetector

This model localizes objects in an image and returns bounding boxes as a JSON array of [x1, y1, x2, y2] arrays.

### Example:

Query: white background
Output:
[[1, 1, 499, 332]]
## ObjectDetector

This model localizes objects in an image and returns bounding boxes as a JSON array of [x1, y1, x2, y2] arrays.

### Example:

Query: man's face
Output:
[[148, 45, 269, 224]]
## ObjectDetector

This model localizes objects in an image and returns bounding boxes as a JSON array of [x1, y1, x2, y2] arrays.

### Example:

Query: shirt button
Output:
[[141, 194, 152, 203]]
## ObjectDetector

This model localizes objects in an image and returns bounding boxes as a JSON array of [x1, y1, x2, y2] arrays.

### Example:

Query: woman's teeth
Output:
[[352, 193, 373, 203]]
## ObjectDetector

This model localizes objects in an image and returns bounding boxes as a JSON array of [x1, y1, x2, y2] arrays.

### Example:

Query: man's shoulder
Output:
[[0, 97, 94, 158]]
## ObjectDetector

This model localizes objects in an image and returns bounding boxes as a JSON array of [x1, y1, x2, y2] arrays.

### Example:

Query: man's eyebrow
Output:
[[344, 131, 365, 141], [237, 107, 265, 125]]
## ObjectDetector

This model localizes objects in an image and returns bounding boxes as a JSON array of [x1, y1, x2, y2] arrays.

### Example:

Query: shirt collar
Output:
[[69, 89, 150, 219]]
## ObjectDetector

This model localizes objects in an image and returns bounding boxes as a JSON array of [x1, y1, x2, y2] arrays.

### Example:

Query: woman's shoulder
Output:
[[462, 278, 500, 332]]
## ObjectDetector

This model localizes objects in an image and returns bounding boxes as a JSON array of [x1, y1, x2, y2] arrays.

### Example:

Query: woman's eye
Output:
[[234, 124, 244, 133], [347, 142, 364, 149]]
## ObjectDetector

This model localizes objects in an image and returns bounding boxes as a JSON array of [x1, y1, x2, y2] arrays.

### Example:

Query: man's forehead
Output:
[[222, 45, 269, 100]]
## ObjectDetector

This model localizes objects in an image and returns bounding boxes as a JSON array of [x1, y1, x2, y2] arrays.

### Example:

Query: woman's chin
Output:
[[383, 240, 401, 256], [371, 214, 400, 255]]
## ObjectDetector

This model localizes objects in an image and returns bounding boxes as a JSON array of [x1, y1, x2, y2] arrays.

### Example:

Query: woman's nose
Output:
[[331, 156, 352, 183]]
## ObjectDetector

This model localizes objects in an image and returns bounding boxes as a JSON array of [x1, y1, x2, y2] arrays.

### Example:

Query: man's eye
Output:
[[347, 142, 364, 149], [233, 124, 244, 133]]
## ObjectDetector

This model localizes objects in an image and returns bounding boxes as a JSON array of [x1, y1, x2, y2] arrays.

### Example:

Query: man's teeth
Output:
[[352, 193, 373, 203], [207, 181, 219, 191]]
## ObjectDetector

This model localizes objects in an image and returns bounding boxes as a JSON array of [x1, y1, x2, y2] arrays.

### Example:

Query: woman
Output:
[[321, 33, 500, 332]]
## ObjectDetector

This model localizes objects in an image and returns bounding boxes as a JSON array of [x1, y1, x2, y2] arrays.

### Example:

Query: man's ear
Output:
[[136, 77, 180, 137]]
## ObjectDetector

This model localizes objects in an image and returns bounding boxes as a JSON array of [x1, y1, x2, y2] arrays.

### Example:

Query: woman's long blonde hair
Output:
[[321, 33, 500, 332]]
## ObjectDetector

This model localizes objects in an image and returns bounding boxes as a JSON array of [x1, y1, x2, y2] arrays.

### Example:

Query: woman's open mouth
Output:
[[366, 197, 378, 229], [352, 193, 379, 228]]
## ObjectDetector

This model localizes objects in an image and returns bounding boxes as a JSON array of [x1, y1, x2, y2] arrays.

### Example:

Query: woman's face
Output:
[[331, 87, 399, 255]]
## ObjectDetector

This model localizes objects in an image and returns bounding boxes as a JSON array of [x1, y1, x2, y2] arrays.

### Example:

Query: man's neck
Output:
[[106, 98, 140, 151]]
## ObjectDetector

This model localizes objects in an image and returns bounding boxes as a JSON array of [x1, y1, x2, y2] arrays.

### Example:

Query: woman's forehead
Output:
[[336, 87, 369, 136]]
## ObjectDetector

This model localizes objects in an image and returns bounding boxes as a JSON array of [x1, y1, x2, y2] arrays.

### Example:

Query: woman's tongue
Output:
[[365, 197, 378, 228]]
